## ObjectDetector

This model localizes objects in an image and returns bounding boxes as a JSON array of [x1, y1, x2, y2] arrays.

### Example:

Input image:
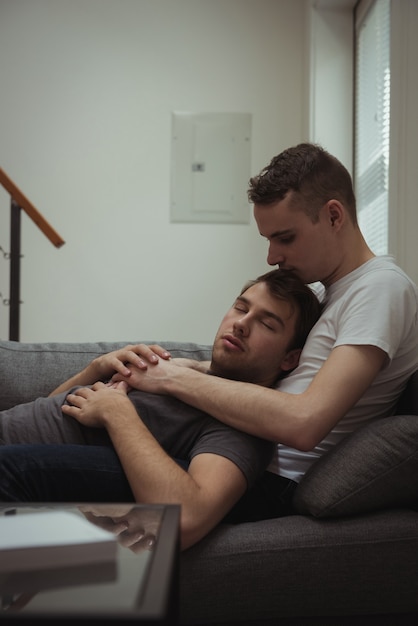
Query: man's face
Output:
[[210, 281, 300, 387], [254, 193, 336, 285]]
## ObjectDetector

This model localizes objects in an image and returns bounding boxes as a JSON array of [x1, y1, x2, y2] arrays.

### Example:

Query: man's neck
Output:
[[322, 233, 375, 288]]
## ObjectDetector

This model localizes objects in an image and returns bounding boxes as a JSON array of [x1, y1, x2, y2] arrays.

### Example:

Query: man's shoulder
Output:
[[335, 256, 417, 299], [360, 256, 416, 286]]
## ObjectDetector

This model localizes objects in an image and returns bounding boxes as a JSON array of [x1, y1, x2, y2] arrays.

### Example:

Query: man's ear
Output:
[[326, 199, 344, 229], [281, 348, 302, 372]]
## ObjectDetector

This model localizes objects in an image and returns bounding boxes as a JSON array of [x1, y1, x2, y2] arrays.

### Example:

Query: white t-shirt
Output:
[[268, 256, 418, 482]]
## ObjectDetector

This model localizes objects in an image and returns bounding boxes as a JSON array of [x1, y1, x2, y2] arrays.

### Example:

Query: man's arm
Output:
[[111, 344, 387, 450], [136, 345, 210, 374], [171, 357, 210, 373], [49, 344, 171, 396], [61, 384, 247, 550]]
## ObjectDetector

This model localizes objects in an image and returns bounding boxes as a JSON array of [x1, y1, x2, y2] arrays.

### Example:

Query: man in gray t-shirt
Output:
[[0, 269, 320, 550]]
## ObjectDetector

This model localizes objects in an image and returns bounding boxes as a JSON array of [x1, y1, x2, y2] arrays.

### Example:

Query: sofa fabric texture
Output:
[[294, 410, 418, 517], [1, 339, 417, 624]]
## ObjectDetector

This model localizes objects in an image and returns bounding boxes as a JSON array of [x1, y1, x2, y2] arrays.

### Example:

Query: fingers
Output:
[[64, 392, 85, 409], [79, 504, 133, 517], [82, 512, 129, 536], [114, 381, 131, 393], [64, 385, 96, 409], [82, 512, 156, 552], [94, 344, 171, 381], [91, 381, 107, 391], [106, 379, 129, 390], [120, 531, 156, 552], [128, 344, 171, 367], [147, 344, 172, 360], [106, 345, 158, 377], [61, 403, 76, 416], [65, 382, 115, 404]]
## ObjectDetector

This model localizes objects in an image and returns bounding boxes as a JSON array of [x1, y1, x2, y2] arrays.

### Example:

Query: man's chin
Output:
[[209, 364, 251, 383]]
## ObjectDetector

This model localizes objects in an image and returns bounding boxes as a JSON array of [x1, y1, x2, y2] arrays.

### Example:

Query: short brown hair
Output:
[[248, 143, 357, 224]]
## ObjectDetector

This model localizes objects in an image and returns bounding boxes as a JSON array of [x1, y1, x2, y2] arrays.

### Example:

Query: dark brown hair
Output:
[[241, 268, 322, 351], [248, 143, 357, 225]]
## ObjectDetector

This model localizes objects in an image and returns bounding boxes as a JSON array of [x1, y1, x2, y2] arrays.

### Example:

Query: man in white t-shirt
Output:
[[106, 142, 418, 522]]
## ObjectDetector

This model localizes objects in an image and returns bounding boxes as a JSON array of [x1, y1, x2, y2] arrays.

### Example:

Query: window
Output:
[[354, 0, 391, 255]]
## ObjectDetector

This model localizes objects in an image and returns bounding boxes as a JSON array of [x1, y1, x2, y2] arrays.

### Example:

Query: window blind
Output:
[[354, 0, 391, 256]]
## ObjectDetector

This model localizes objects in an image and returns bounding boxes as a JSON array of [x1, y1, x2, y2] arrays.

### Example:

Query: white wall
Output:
[[1, 0, 417, 344], [308, 1, 354, 170], [0, 0, 308, 343]]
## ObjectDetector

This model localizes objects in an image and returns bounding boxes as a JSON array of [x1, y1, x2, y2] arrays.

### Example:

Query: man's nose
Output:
[[267, 244, 285, 266], [233, 316, 250, 336]]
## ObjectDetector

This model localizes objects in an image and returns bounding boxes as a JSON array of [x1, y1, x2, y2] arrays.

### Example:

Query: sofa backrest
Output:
[[0, 340, 212, 411]]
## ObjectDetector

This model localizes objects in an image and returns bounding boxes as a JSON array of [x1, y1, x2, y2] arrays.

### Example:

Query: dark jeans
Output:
[[0, 444, 135, 503], [0, 444, 297, 523]]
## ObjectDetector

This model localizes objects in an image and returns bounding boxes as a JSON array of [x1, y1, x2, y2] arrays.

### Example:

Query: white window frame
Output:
[[354, 0, 391, 256]]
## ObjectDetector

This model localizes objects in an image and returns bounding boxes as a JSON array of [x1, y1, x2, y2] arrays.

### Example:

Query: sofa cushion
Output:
[[293, 414, 418, 517], [180, 510, 418, 622], [0, 340, 211, 411]]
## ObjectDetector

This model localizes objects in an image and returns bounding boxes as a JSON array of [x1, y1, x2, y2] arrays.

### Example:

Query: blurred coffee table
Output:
[[0, 503, 180, 624]]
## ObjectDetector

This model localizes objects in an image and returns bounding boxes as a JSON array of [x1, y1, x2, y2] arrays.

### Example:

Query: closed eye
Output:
[[277, 234, 295, 245], [268, 230, 296, 245], [233, 303, 248, 314], [233, 295, 250, 313], [261, 320, 277, 331]]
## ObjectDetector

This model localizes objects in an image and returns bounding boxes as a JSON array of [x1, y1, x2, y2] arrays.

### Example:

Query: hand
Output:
[[79, 505, 162, 552], [111, 357, 184, 394], [106, 379, 133, 393], [62, 381, 132, 428], [89, 344, 172, 380]]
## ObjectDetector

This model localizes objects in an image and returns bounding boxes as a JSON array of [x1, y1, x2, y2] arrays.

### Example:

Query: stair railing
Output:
[[0, 168, 65, 341]]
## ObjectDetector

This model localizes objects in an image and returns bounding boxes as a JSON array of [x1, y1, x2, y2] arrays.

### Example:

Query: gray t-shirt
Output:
[[0, 387, 274, 488]]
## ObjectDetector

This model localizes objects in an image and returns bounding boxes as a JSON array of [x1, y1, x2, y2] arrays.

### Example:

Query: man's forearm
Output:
[[104, 407, 190, 505], [62, 384, 247, 550], [172, 357, 210, 373], [163, 367, 295, 442], [158, 344, 387, 450], [103, 408, 241, 550], [111, 344, 385, 451], [113, 361, 305, 445]]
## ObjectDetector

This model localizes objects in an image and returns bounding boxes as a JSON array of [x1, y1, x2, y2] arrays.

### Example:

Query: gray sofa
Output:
[[1, 339, 418, 625]]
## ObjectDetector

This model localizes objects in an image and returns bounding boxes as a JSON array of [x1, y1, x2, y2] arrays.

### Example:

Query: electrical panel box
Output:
[[170, 112, 251, 224]]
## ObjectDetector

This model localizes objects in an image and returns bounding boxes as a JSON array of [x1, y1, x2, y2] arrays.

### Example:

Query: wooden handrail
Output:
[[0, 167, 65, 340], [0, 167, 65, 248]]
